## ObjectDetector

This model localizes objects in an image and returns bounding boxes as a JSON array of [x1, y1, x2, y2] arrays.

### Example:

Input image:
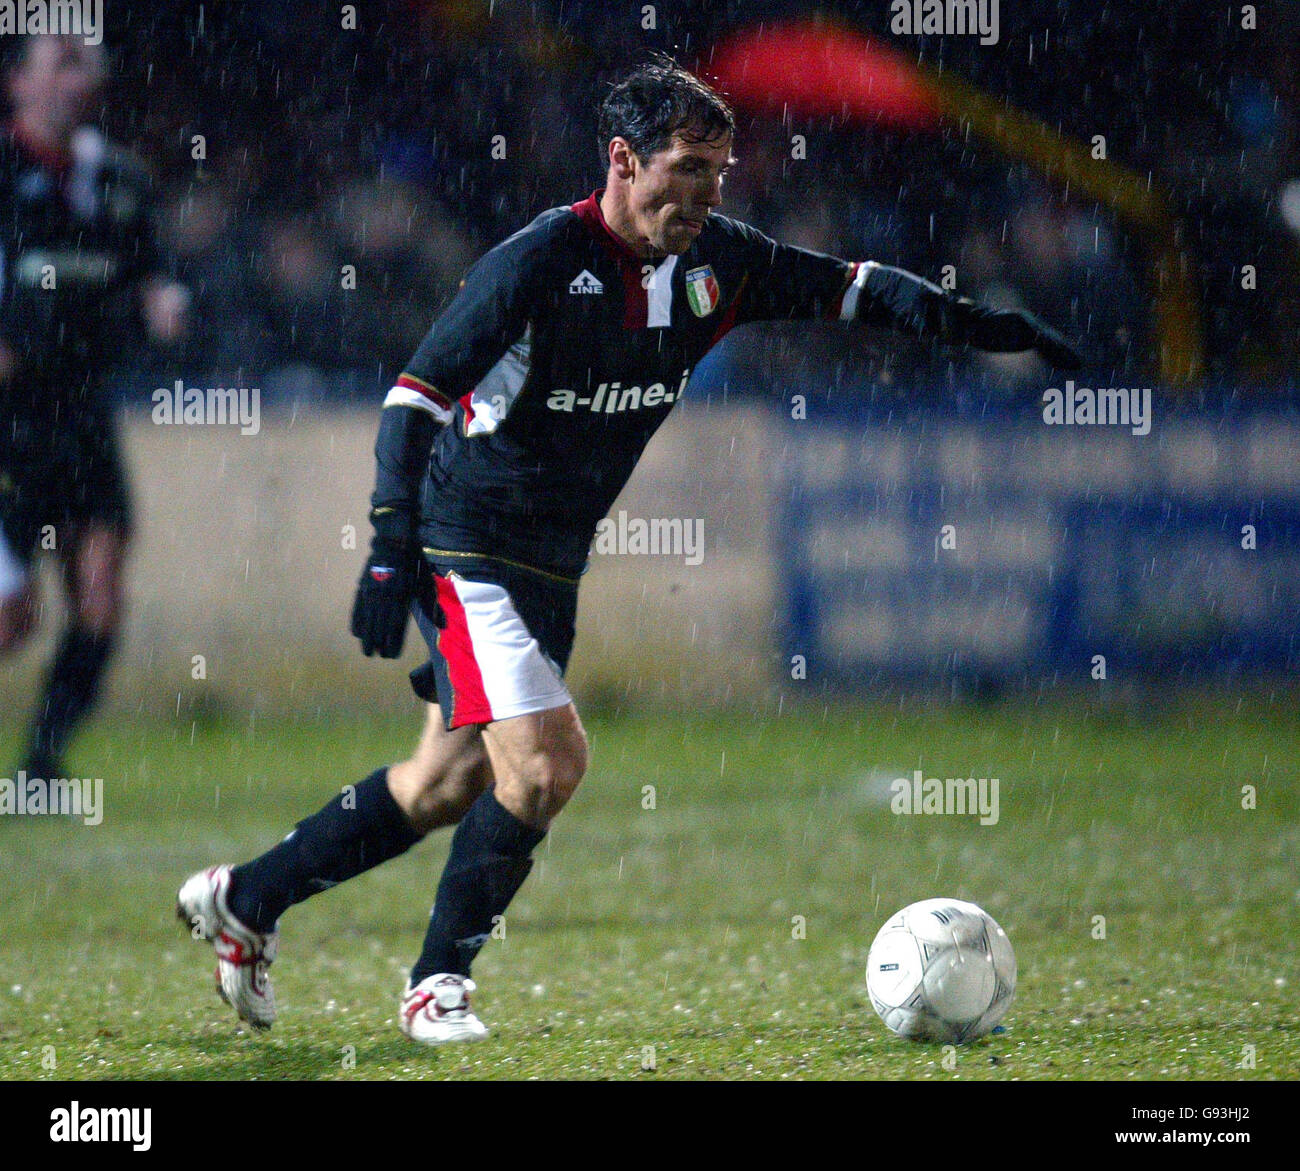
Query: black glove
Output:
[[350, 511, 421, 658], [949, 299, 1085, 370]]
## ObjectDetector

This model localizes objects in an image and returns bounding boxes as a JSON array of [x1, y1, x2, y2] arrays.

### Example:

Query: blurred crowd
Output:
[[51, 0, 1300, 400]]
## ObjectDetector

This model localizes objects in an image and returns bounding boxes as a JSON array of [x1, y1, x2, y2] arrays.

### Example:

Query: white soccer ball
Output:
[[866, 898, 1016, 1044]]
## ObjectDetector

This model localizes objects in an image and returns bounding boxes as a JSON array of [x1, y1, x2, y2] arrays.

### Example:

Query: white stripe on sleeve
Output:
[[839, 260, 876, 322], [383, 385, 453, 424]]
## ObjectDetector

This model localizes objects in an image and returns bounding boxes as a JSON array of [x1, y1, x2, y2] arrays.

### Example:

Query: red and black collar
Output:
[[570, 189, 658, 329], [570, 189, 659, 262]]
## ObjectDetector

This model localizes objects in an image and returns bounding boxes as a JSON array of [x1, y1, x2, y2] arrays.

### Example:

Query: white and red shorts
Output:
[[411, 556, 579, 730]]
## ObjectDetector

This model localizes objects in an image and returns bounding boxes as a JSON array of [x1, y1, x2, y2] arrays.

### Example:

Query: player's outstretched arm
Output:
[[846, 261, 1084, 370], [723, 220, 1082, 370]]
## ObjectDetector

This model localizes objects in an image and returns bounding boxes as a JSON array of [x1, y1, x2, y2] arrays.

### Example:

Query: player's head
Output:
[[598, 56, 735, 256], [6, 35, 107, 136]]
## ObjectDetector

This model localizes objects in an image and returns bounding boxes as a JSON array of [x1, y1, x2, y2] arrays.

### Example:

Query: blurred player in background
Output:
[[0, 36, 188, 789], [179, 57, 1079, 1042]]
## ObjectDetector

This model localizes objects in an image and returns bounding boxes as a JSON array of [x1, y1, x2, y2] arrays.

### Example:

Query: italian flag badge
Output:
[[685, 265, 720, 317]]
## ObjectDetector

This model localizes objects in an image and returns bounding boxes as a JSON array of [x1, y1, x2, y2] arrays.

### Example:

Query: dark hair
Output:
[[597, 54, 733, 165]]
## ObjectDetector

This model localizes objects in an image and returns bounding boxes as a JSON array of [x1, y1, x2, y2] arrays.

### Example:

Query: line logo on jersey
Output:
[[546, 368, 692, 414], [568, 269, 604, 295], [684, 265, 719, 316]]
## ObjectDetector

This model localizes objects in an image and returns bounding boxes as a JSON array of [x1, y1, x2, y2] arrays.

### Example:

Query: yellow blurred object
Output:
[[916, 65, 1204, 385]]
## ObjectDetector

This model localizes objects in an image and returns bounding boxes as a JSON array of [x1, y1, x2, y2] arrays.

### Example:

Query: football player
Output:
[[179, 58, 1079, 1041], [1, 35, 188, 792]]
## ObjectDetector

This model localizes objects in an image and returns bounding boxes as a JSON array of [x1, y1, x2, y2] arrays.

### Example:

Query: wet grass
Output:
[[0, 690, 1295, 1080]]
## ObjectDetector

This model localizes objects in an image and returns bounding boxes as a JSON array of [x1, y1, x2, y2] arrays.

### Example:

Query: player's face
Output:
[[9, 37, 107, 132], [629, 130, 734, 255]]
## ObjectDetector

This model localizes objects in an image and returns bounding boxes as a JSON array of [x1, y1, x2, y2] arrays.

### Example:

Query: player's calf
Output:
[[406, 782, 551, 992], [221, 767, 424, 933], [402, 709, 587, 996]]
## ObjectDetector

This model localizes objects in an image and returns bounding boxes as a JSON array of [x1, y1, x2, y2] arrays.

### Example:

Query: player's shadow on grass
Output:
[[151, 1031, 463, 1080]]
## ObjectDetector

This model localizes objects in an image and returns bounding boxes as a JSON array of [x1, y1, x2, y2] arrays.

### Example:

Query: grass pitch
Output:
[[0, 689, 1295, 1081]]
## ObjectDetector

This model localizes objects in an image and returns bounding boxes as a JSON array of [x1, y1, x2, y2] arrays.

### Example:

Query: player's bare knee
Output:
[[517, 739, 587, 821], [408, 784, 481, 835], [562, 730, 590, 792], [417, 756, 484, 817], [545, 706, 589, 785], [389, 734, 490, 832]]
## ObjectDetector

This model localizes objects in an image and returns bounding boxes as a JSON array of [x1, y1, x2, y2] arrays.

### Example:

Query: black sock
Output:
[[24, 625, 115, 775], [227, 768, 423, 932], [410, 789, 545, 983]]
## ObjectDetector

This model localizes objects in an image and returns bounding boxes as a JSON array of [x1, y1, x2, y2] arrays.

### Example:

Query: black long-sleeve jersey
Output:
[[375, 189, 983, 577], [0, 124, 161, 418]]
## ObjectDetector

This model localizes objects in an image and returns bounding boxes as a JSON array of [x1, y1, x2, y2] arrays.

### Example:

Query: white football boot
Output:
[[399, 974, 489, 1045], [176, 864, 279, 1030]]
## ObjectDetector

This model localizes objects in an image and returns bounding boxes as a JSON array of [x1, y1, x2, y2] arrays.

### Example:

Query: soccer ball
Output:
[[866, 898, 1016, 1043]]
